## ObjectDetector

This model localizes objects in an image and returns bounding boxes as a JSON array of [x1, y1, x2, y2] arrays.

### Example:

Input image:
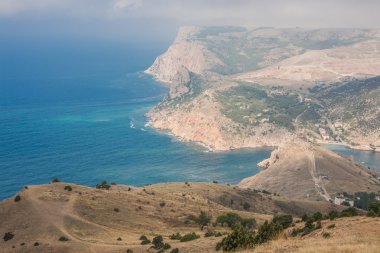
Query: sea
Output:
[[0, 38, 379, 200]]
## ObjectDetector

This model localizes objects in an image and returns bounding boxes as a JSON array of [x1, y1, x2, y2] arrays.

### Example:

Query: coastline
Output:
[[316, 140, 379, 153]]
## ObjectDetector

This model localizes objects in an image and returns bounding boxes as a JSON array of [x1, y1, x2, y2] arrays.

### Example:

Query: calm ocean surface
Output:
[[0, 39, 378, 200]]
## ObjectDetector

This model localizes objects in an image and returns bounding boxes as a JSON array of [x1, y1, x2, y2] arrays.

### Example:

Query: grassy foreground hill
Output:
[[1, 182, 379, 252], [3, 181, 372, 253]]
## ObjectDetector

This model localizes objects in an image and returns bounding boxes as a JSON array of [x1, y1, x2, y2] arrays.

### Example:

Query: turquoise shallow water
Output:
[[0, 71, 272, 200]]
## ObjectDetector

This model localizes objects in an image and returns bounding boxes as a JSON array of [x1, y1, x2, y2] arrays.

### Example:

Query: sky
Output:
[[0, 0, 379, 43]]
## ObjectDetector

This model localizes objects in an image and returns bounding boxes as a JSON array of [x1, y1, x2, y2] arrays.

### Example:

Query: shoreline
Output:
[[316, 140, 379, 153]]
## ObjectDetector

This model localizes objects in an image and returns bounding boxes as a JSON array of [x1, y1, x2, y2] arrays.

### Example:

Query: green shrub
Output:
[[241, 218, 256, 229], [58, 236, 69, 242], [34, 242, 39, 246], [96, 180, 110, 190], [14, 195, 21, 202], [272, 214, 293, 229], [243, 202, 251, 211], [127, 249, 133, 253], [64, 185, 72, 191], [3, 232, 14, 241], [198, 211, 212, 230], [301, 214, 308, 222], [170, 233, 182, 240], [216, 225, 256, 251], [163, 243, 171, 250], [52, 178, 60, 183], [159, 201, 166, 207], [312, 212, 323, 221], [180, 232, 199, 242], [117, 237, 122, 241], [139, 235, 151, 245], [141, 239, 151, 245], [170, 248, 179, 253], [217, 213, 242, 228], [152, 235, 164, 249], [254, 221, 282, 244], [328, 210, 339, 220], [368, 201, 380, 215], [322, 232, 331, 239], [340, 207, 358, 217], [327, 224, 336, 229], [114, 208, 119, 212]]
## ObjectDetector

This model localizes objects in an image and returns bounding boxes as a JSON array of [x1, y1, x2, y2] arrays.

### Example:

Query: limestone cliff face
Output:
[[145, 26, 222, 98]]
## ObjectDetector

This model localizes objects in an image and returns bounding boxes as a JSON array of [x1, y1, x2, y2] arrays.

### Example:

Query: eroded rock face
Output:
[[145, 26, 222, 98]]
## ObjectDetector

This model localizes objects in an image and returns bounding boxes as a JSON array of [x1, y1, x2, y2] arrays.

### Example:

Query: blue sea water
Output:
[[0, 39, 271, 200], [0, 38, 378, 201]]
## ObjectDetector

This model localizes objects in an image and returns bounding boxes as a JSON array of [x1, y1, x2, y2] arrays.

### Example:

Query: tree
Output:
[[198, 211, 212, 230], [272, 214, 293, 229]]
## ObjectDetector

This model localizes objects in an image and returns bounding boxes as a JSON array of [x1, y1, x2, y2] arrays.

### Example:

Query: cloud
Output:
[[0, 0, 379, 28], [113, 0, 143, 10]]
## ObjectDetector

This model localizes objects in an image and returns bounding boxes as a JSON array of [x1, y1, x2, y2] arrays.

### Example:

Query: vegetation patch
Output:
[[180, 232, 200, 242], [3, 232, 14, 241]]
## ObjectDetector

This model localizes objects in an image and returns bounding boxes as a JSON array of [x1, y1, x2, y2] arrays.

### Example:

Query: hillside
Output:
[[145, 27, 380, 151], [239, 142, 380, 201], [0, 182, 343, 253], [1, 182, 379, 253]]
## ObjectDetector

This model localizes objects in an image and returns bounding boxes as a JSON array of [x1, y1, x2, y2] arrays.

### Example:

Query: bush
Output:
[[179, 232, 199, 242], [272, 214, 293, 229], [217, 213, 242, 228], [198, 211, 212, 230], [327, 224, 336, 229], [312, 212, 323, 221], [170, 233, 182, 240], [14, 195, 21, 202], [152, 235, 164, 249], [127, 249, 133, 253], [52, 178, 60, 183], [3, 232, 14, 241], [254, 221, 282, 244], [340, 207, 358, 217], [171, 248, 179, 253], [204, 230, 223, 237], [163, 243, 171, 250], [243, 202, 251, 211], [322, 232, 331, 239], [139, 235, 151, 245], [117, 237, 122, 241], [159, 201, 166, 207], [58, 236, 69, 242], [64, 185, 72, 191], [368, 201, 380, 215], [301, 214, 308, 222], [241, 218, 256, 229], [34, 242, 39, 246], [216, 225, 256, 251], [114, 208, 119, 212], [328, 210, 339, 220], [96, 180, 111, 190]]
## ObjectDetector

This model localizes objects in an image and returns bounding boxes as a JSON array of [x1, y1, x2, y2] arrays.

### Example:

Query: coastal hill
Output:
[[239, 142, 380, 201], [2, 182, 379, 253], [145, 26, 380, 151]]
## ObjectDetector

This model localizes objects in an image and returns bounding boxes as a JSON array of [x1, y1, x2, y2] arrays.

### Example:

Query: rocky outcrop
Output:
[[145, 26, 222, 98]]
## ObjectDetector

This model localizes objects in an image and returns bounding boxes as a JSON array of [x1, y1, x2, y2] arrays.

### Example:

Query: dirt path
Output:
[[308, 151, 331, 202]]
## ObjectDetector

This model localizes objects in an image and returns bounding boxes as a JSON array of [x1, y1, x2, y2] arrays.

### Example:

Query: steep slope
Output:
[[145, 27, 380, 151], [0, 182, 341, 253], [239, 143, 380, 201]]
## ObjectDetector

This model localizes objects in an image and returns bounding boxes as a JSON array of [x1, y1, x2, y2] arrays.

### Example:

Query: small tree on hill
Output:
[[198, 211, 212, 230]]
